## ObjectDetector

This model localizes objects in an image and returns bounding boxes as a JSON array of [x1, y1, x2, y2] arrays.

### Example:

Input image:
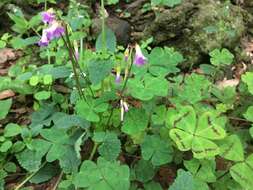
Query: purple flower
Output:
[[124, 47, 129, 62], [46, 22, 64, 40], [115, 66, 121, 83], [134, 44, 147, 66], [41, 10, 55, 24], [38, 30, 49, 46], [38, 22, 64, 47]]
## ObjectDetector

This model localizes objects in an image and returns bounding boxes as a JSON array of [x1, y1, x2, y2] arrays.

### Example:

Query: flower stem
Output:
[[101, 0, 106, 52], [89, 142, 98, 160], [14, 162, 47, 190]]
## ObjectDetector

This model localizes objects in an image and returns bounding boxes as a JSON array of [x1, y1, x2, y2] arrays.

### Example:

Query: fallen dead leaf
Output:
[[0, 90, 15, 100], [216, 78, 239, 89], [0, 48, 16, 64]]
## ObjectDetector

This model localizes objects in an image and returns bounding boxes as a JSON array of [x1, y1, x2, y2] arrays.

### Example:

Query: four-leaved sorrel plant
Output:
[[4, 1, 253, 190]]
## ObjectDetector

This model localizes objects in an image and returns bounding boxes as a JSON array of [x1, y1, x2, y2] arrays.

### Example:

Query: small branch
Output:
[[52, 171, 64, 190], [89, 142, 99, 160]]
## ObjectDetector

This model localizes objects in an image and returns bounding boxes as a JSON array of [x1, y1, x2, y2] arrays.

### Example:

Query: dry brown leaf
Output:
[[0, 90, 15, 100], [216, 78, 239, 89], [0, 48, 16, 64]]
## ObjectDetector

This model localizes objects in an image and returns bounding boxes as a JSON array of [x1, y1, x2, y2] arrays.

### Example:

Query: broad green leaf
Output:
[[96, 27, 117, 52], [53, 113, 90, 129], [122, 108, 149, 136], [73, 157, 130, 190], [87, 58, 113, 85], [209, 48, 234, 66], [175, 74, 211, 104], [144, 181, 163, 190], [128, 74, 169, 101], [43, 74, 53, 85], [184, 159, 216, 183], [16, 139, 51, 172], [241, 72, 253, 95], [141, 135, 173, 166], [148, 47, 183, 76], [132, 159, 155, 183], [76, 99, 108, 122], [169, 169, 194, 190], [93, 131, 121, 161], [151, 105, 167, 125], [40, 128, 80, 173], [219, 135, 244, 161], [169, 106, 226, 158], [29, 163, 58, 184], [0, 99, 12, 120], [230, 154, 253, 189]]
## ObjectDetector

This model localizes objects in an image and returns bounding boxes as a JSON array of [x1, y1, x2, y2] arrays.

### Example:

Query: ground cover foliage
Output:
[[1, 0, 253, 189]]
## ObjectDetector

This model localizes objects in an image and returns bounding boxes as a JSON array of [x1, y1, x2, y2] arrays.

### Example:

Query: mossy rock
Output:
[[142, 0, 251, 67]]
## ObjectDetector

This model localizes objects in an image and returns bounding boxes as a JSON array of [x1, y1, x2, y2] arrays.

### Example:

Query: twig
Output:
[[51, 171, 64, 190]]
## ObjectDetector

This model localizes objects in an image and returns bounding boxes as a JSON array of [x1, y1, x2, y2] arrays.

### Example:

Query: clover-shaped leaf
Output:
[[40, 128, 80, 173], [209, 48, 234, 66], [218, 134, 244, 162], [184, 159, 216, 183], [73, 157, 130, 190], [148, 47, 183, 77], [230, 154, 253, 189], [141, 135, 173, 166], [122, 108, 149, 137], [93, 131, 121, 161], [175, 74, 211, 104], [76, 98, 108, 122], [16, 139, 51, 172], [169, 106, 226, 159], [128, 74, 168, 101], [242, 72, 253, 95]]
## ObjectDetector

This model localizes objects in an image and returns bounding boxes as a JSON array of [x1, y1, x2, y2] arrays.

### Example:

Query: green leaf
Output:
[[169, 106, 226, 158], [16, 139, 51, 172], [141, 135, 173, 166], [169, 169, 194, 190], [40, 128, 80, 173], [174, 73, 211, 104], [244, 106, 253, 122], [209, 48, 234, 66], [87, 58, 113, 85], [4, 123, 22, 137], [122, 108, 149, 136], [148, 47, 183, 76], [93, 131, 121, 161], [76, 98, 108, 122], [29, 163, 59, 184], [219, 135, 244, 162], [242, 72, 253, 95], [0, 99, 12, 120], [144, 181, 163, 190], [4, 162, 16, 173], [0, 141, 12, 152], [29, 75, 39, 86], [230, 154, 253, 189], [128, 74, 169, 101], [184, 159, 216, 183], [96, 27, 117, 52], [151, 0, 182, 7], [73, 157, 130, 190], [53, 113, 90, 129], [43, 74, 53, 85], [151, 105, 167, 125], [132, 159, 155, 183], [34, 91, 51, 101]]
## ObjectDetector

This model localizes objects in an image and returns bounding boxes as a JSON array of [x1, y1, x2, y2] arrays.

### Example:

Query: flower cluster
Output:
[[38, 9, 64, 47]]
